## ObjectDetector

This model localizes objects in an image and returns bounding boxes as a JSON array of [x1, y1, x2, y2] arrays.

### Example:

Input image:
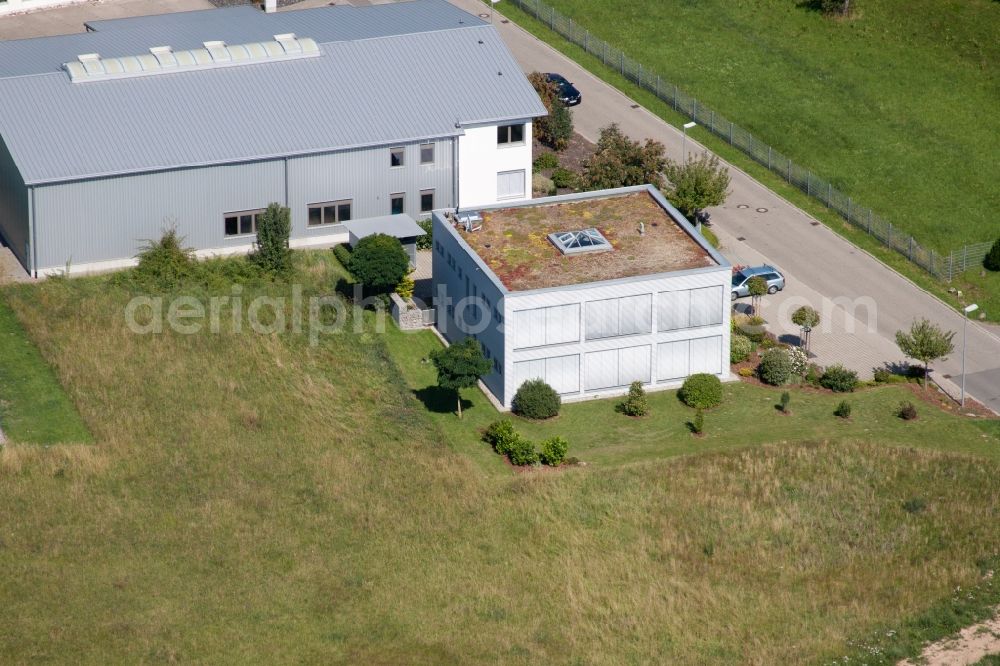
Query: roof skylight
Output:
[[548, 228, 611, 255]]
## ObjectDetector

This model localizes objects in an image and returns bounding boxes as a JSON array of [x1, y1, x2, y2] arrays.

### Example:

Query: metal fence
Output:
[[506, 0, 985, 282]]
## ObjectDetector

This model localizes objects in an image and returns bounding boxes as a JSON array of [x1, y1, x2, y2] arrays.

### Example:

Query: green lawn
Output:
[[384, 326, 1000, 470], [0, 295, 92, 444], [494, 0, 1000, 319], [1, 254, 999, 663]]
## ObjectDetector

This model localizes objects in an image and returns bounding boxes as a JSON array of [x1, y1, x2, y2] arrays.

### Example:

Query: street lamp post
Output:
[[961, 303, 978, 408], [682, 121, 697, 163]]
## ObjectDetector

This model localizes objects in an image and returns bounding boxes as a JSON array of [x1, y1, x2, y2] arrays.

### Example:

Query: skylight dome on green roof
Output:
[[548, 228, 611, 255]]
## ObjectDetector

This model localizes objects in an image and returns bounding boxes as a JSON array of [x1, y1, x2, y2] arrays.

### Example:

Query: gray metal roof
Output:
[[0, 1, 545, 185], [343, 214, 425, 242], [0, 1, 484, 78]]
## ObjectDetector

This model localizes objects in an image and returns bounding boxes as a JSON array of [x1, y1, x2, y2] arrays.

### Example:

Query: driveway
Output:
[[437, 0, 1000, 412]]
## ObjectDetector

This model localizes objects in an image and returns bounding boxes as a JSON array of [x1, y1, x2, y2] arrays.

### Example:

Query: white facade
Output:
[[457, 121, 533, 209], [500, 270, 731, 406]]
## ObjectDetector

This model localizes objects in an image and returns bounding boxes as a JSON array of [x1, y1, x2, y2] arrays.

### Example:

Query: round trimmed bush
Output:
[[483, 419, 518, 456], [507, 434, 538, 466], [758, 348, 793, 386], [539, 436, 569, 466], [820, 364, 859, 392], [679, 373, 723, 409], [349, 233, 409, 292], [512, 379, 561, 419], [730, 334, 753, 364]]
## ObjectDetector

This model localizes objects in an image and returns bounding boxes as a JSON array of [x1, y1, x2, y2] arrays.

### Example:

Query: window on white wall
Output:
[[586, 295, 652, 340], [690, 336, 723, 375], [657, 340, 690, 381], [497, 170, 526, 200], [689, 286, 724, 327], [513, 304, 579, 349], [514, 354, 579, 395], [584, 346, 651, 390]]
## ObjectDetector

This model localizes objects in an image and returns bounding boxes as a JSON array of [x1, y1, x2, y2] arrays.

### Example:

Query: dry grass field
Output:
[[0, 253, 998, 663]]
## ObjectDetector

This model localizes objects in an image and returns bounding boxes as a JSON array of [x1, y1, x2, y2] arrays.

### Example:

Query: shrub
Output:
[[734, 314, 767, 344], [873, 367, 892, 383], [902, 497, 927, 514], [484, 419, 518, 456], [415, 218, 433, 250], [551, 167, 578, 189], [730, 334, 753, 364], [758, 348, 793, 386], [134, 228, 196, 287], [984, 238, 1000, 272], [778, 391, 791, 413], [788, 347, 808, 377], [738, 367, 756, 378], [820, 364, 859, 392], [898, 401, 918, 420], [507, 435, 539, 466], [538, 436, 569, 466], [689, 408, 705, 435], [582, 123, 666, 190], [512, 379, 561, 419], [250, 203, 293, 275], [805, 363, 824, 387], [533, 152, 559, 172], [333, 243, 353, 270], [395, 273, 415, 300], [834, 400, 852, 419], [679, 373, 723, 409], [349, 233, 410, 293], [532, 173, 556, 197], [619, 381, 649, 417]]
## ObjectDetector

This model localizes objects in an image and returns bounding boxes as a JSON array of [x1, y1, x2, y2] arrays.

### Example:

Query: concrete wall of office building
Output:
[[431, 211, 506, 401]]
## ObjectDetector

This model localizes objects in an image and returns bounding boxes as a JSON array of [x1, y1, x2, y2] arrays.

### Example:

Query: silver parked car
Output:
[[731, 265, 785, 300]]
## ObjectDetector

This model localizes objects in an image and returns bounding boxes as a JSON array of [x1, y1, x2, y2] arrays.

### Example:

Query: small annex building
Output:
[[0, 0, 545, 276], [431, 185, 733, 409]]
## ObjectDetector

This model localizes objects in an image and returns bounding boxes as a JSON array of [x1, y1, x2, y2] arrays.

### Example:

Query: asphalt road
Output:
[[448, 0, 1000, 413]]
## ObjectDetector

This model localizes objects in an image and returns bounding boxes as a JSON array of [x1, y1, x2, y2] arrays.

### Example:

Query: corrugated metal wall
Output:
[[34, 161, 284, 270], [289, 138, 454, 238], [31, 139, 455, 271], [0, 136, 29, 269]]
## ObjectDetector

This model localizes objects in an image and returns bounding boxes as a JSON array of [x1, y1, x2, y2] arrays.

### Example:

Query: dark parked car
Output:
[[545, 73, 582, 106]]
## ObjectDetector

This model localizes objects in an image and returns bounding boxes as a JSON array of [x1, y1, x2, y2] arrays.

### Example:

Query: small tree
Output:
[[747, 276, 767, 314], [791, 305, 821, 351], [778, 391, 791, 414], [662, 153, 731, 221], [430, 338, 492, 418], [349, 233, 409, 294], [984, 238, 1000, 272], [582, 124, 666, 190], [528, 72, 573, 151], [619, 381, 650, 417], [251, 203, 292, 274], [895, 318, 955, 391]]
